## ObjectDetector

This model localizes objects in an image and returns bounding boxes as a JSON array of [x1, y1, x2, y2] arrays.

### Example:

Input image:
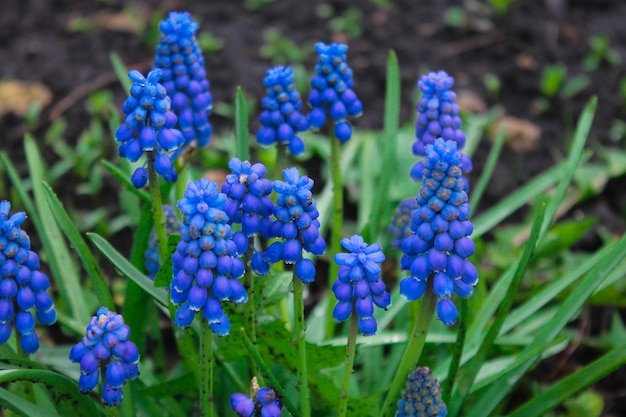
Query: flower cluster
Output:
[[332, 235, 391, 336], [154, 11, 213, 148], [69, 307, 139, 406], [411, 71, 472, 183], [389, 197, 419, 251], [170, 178, 247, 336], [257, 66, 309, 156], [399, 139, 478, 326], [251, 168, 326, 282], [0, 201, 56, 355], [308, 42, 363, 142], [145, 205, 181, 280], [397, 367, 447, 417], [222, 158, 274, 238], [115, 69, 185, 188], [230, 386, 282, 417]]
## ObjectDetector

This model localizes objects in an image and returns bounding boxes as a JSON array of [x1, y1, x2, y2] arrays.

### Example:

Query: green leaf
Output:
[[0, 369, 99, 417], [0, 387, 64, 417], [256, 270, 292, 308], [139, 373, 196, 398], [368, 50, 400, 241], [235, 86, 250, 161], [508, 345, 626, 417], [469, 124, 505, 211], [42, 182, 115, 310], [24, 135, 91, 320], [110, 52, 132, 93], [101, 159, 151, 205], [88, 232, 168, 308], [534, 216, 597, 258]]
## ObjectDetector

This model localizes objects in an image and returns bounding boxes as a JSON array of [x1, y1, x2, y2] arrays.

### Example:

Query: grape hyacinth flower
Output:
[[222, 158, 274, 238], [308, 42, 363, 142], [69, 307, 139, 406], [0, 201, 56, 355], [154, 11, 213, 148], [397, 367, 447, 417], [399, 139, 478, 326], [411, 71, 472, 183], [251, 167, 326, 282], [256, 66, 309, 155], [230, 386, 283, 417], [115, 69, 185, 188], [145, 205, 181, 280], [389, 197, 419, 251], [332, 235, 391, 336], [170, 178, 247, 336]]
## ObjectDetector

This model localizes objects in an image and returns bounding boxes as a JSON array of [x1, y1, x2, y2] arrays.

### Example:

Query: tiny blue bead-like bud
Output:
[[102, 383, 123, 407], [230, 393, 255, 417], [209, 313, 231, 337], [334, 121, 352, 142], [437, 298, 458, 326], [79, 371, 100, 393], [105, 361, 128, 388], [359, 316, 377, 336], [295, 258, 316, 283], [19, 332, 39, 355], [131, 167, 149, 189]]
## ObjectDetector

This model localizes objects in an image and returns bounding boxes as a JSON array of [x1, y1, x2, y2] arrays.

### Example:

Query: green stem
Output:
[[293, 276, 311, 417], [325, 135, 343, 339], [243, 239, 264, 385], [443, 297, 468, 405], [337, 311, 359, 417], [106, 405, 121, 417], [379, 288, 437, 417], [146, 151, 168, 263], [199, 323, 215, 417]]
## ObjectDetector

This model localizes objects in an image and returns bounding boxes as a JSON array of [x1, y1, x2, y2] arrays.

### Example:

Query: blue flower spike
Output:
[[251, 167, 326, 283], [69, 307, 140, 407], [308, 42, 362, 142], [170, 178, 247, 336], [397, 367, 447, 417], [257, 66, 310, 155], [145, 205, 181, 280], [0, 201, 56, 355], [411, 71, 472, 183], [399, 139, 478, 326], [230, 384, 283, 417], [389, 197, 419, 251], [115, 68, 185, 188], [222, 158, 274, 239], [154, 11, 213, 148], [332, 235, 391, 336]]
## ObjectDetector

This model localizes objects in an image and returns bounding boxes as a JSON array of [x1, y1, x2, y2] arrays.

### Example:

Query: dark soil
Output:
[[1, 0, 626, 415]]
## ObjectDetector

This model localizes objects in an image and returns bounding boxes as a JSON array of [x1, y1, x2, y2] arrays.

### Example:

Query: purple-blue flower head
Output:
[[251, 167, 325, 283], [0, 201, 56, 355], [397, 367, 447, 417], [257, 66, 309, 155], [389, 197, 419, 251], [154, 11, 213, 148], [145, 205, 181, 280], [69, 307, 139, 406], [332, 235, 390, 336], [411, 71, 472, 183], [308, 42, 362, 142], [399, 139, 478, 326], [230, 386, 282, 417], [170, 178, 247, 336], [222, 158, 274, 238], [115, 69, 185, 188]]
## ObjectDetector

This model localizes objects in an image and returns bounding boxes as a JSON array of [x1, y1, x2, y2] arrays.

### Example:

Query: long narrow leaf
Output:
[[235, 86, 250, 161], [508, 344, 626, 417], [42, 182, 115, 310], [0, 388, 64, 417], [110, 52, 132, 93], [0, 152, 38, 225], [24, 135, 90, 320], [469, 124, 505, 211], [101, 159, 151, 205], [87, 232, 168, 307]]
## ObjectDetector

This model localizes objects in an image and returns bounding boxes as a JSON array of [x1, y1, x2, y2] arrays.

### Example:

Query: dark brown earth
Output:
[[1, 0, 625, 415]]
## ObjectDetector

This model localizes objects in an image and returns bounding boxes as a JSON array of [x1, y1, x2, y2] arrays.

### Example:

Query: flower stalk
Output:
[[200, 322, 215, 417], [146, 151, 169, 263], [337, 310, 359, 417], [293, 275, 311, 417]]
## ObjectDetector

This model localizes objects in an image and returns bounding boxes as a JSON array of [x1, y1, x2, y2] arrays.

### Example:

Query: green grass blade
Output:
[[87, 232, 168, 308], [24, 135, 90, 320], [101, 159, 151, 205], [448, 203, 546, 417], [42, 182, 115, 310], [469, 124, 505, 211], [235, 86, 250, 161], [368, 50, 400, 241], [0, 388, 64, 417], [0, 152, 39, 232], [508, 344, 626, 417], [465, 233, 626, 417], [0, 369, 99, 417], [538, 96, 596, 241], [110, 52, 132, 93]]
